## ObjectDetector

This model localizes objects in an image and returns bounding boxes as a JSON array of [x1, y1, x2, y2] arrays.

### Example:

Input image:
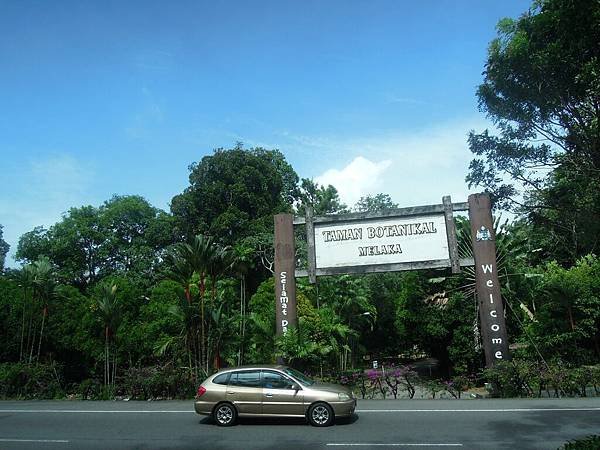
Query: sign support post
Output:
[[468, 193, 511, 366], [274, 214, 297, 337]]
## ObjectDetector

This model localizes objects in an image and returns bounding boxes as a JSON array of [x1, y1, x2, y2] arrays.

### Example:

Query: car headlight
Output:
[[338, 392, 351, 401]]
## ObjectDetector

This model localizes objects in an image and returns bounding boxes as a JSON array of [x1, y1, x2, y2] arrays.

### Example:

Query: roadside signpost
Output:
[[468, 194, 510, 365], [273, 193, 510, 367]]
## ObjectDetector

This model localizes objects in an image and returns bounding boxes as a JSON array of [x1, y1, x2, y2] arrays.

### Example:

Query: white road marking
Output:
[[0, 410, 192, 413], [0, 439, 69, 443], [0, 407, 599, 414], [327, 444, 462, 447], [356, 408, 600, 413]]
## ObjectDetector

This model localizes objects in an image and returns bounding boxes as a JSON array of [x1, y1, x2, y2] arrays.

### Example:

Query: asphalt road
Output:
[[0, 398, 599, 450]]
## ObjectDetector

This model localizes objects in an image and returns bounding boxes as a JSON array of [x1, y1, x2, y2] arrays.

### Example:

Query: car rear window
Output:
[[213, 373, 230, 385], [229, 370, 261, 387]]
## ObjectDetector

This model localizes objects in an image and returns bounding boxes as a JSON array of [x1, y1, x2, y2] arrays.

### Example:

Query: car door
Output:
[[226, 370, 263, 415], [261, 370, 304, 416]]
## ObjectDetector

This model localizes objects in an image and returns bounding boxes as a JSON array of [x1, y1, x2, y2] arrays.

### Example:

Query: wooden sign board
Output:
[[295, 197, 469, 278], [275, 194, 510, 367]]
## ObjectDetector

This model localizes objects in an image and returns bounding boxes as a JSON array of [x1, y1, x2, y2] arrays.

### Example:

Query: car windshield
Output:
[[283, 367, 314, 386]]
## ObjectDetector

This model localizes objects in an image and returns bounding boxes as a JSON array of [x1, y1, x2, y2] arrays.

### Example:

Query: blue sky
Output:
[[0, 0, 529, 266]]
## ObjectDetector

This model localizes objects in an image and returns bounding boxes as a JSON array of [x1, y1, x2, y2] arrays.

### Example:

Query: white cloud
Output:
[[315, 157, 392, 206], [309, 117, 490, 209]]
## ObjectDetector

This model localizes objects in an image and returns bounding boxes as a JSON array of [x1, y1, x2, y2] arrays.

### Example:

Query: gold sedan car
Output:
[[194, 365, 356, 427]]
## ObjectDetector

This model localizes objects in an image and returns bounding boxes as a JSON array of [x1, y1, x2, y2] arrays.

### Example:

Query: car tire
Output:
[[213, 402, 237, 426], [308, 402, 334, 427]]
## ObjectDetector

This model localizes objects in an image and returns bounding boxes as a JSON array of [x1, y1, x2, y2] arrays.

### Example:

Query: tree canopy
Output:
[[466, 0, 600, 263], [16, 196, 175, 289], [296, 178, 348, 216], [170, 145, 299, 244], [353, 193, 399, 213]]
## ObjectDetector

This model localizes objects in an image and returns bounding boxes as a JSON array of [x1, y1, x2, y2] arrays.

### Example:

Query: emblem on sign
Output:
[[476, 226, 492, 242]]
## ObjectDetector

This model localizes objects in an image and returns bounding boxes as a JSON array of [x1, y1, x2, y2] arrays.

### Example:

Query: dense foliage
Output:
[[1, 0, 600, 399], [466, 0, 600, 265]]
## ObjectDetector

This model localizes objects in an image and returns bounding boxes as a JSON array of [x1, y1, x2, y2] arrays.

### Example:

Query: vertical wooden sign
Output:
[[468, 194, 511, 367], [274, 214, 297, 336]]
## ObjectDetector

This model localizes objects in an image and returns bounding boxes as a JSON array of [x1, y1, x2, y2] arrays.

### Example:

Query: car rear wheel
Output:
[[308, 402, 334, 427], [213, 402, 237, 426]]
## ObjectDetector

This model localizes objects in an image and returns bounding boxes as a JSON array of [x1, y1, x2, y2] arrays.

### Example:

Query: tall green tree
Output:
[[99, 195, 175, 278], [466, 0, 600, 263], [296, 178, 348, 216], [166, 234, 236, 375], [526, 255, 600, 364], [389, 263, 485, 375], [14, 226, 50, 266], [16, 196, 174, 289], [95, 283, 121, 387], [0, 224, 9, 272], [30, 257, 60, 362], [0, 272, 28, 363], [316, 275, 375, 370], [15, 258, 60, 364], [170, 145, 299, 244], [353, 193, 398, 213]]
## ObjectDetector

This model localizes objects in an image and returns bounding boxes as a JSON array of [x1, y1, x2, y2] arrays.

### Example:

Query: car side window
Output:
[[213, 373, 230, 385], [229, 370, 261, 388], [262, 371, 297, 389]]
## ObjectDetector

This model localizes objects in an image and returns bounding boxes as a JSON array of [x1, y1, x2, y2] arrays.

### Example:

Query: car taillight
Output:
[[196, 386, 206, 398]]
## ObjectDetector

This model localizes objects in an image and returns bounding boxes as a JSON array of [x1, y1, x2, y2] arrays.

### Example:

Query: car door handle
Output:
[[227, 391, 236, 395], [264, 393, 273, 397]]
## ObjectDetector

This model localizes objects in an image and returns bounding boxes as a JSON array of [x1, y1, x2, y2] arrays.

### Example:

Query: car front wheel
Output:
[[308, 402, 334, 427], [213, 402, 237, 426]]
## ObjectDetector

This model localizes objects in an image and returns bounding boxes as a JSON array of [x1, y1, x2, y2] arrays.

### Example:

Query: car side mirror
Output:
[[292, 383, 301, 391]]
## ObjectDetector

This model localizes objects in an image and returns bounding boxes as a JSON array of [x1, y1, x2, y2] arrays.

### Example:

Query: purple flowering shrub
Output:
[[367, 369, 388, 398], [338, 370, 369, 399], [443, 374, 475, 399]]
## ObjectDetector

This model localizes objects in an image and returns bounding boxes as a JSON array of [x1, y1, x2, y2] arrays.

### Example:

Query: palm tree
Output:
[[232, 244, 254, 365], [165, 252, 195, 305], [274, 322, 331, 371], [154, 287, 200, 375], [31, 258, 59, 361], [315, 306, 356, 372], [326, 276, 376, 370], [205, 244, 236, 371], [168, 235, 234, 374], [247, 311, 276, 363], [208, 298, 237, 370], [165, 249, 201, 376], [19, 257, 59, 364], [166, 234, 239, 373], [96, 283, 121, 387], [185, 235, 216, 375], [17, 264, 35, 362]]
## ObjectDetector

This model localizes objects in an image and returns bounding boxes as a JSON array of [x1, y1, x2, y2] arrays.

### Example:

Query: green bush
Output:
[[559, 435, 600, 449], [0, 362, 65, 399], [484, 360, 600, 398], [0, 363, 196, 400], [116, 366, 196, 400], [71, 378, 104, 400]]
